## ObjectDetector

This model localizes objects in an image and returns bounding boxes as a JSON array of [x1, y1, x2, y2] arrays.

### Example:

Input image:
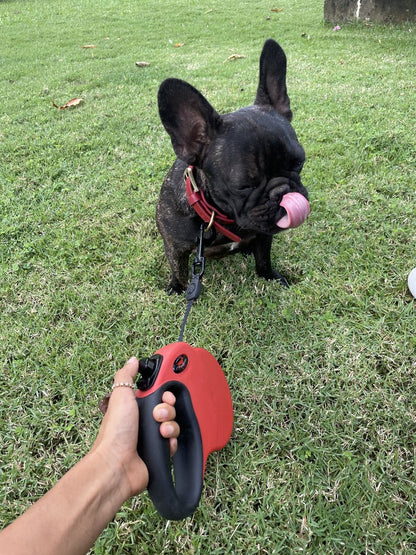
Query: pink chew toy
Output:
[[277, 192, 310, 229]]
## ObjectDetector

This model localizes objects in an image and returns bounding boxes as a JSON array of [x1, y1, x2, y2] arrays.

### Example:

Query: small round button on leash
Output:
[[173, 354, 188, 373]]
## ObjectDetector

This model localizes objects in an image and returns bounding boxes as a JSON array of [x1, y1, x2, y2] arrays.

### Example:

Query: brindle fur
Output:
[[156, 39, 308, 294]]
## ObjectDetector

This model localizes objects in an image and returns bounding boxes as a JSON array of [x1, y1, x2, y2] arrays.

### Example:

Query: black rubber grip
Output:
[[136, 381, 203, 520]]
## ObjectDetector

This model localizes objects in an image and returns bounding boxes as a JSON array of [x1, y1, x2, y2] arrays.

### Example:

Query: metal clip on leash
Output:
[[178, 224, 205, 342]]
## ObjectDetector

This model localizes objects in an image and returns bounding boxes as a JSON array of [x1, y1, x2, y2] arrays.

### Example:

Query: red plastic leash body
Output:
[[184, 166, 242, 243]]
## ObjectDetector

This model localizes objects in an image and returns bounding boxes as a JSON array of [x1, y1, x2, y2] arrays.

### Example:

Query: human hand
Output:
[[92, 357, 179, 499]]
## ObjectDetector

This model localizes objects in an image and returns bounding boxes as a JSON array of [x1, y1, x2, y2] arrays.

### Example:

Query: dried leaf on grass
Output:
[[135, 61, 150, 67], [223, 54, 245, 63], [271, 8, 283, 12], [174, 42, 185, 48], [82, 44, 97, 49], [98, 393, 111, 415], [52, 98, 83, 110]]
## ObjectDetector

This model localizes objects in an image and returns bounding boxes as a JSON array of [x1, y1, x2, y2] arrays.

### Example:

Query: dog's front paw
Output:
[[269, 271, 289, 288], [167, 280, 186, 295], [258, 268, 289, 287]]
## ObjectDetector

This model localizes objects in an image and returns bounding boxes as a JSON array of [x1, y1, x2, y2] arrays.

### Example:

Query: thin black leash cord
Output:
[[178, 225, 206, 342]]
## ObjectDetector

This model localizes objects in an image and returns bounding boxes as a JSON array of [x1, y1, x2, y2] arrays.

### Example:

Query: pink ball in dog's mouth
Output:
[[276, 192, 310, 229]]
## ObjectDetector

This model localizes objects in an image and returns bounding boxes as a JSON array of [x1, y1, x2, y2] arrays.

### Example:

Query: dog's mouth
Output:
[[242, 176, 309, 233], [276, 192, 310, 229]]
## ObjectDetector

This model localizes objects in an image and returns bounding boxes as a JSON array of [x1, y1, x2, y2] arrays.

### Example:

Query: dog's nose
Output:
[[267, 177, 290, 200]]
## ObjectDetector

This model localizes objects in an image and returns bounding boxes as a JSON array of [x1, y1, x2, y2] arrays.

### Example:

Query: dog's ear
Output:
[[254, 39, 293, 121], [158, 79, 222, 165]]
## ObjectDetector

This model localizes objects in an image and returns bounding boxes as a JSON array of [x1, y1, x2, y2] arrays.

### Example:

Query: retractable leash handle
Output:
[[136, 342, 233, 520]]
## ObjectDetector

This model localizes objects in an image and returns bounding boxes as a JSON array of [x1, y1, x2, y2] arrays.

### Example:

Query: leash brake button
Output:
[[137, 355, 163, 391]]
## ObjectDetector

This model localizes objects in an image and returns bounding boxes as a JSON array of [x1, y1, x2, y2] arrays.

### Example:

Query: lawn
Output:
[[1, 0, 416, 553]]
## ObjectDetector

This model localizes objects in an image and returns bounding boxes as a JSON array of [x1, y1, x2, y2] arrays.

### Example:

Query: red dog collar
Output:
[[184, 166, 241, 242]]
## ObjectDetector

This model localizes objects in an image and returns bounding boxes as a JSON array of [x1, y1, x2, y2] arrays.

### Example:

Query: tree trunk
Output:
[[324, 0, 416, 23]]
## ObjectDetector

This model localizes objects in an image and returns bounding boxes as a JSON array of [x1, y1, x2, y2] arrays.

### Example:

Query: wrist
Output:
[[89, 443, 149, 501]]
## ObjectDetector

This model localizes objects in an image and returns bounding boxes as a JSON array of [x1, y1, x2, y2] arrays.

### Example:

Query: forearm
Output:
[[0, 359, 178, 555], [0, 448, 142, 555]]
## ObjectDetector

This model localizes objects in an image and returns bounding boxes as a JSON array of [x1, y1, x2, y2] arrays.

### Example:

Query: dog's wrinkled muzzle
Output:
[[240, 175, 309, 232]]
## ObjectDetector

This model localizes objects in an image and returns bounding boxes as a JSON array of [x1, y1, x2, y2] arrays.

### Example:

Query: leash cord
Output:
[[178, 298, 194, 342], [177, 225, 205, 343]]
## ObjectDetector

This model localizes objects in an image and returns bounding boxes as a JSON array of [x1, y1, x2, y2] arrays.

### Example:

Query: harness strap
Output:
[[184, 166, 242, 243]]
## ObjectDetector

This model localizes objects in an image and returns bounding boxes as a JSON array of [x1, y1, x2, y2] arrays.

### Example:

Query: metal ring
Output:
[[205, 211, 215, 231]]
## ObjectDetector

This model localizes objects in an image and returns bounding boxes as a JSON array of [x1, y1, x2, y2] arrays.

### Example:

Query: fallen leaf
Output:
[[223, 54, 245, 63], [82, 44, 97, 48], [135, 61, 150, 67], [52, 97, 83, 110], [271, 8, 283, 12], [98, 393, 111, 415], [174, 42, 185, 48]]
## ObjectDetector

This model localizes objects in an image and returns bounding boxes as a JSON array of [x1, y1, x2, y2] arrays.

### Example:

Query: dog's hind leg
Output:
[[163, 243, 193, 295]]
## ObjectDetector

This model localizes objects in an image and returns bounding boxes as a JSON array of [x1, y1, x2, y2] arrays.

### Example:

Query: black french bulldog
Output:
[[156, 39, 308, 294]]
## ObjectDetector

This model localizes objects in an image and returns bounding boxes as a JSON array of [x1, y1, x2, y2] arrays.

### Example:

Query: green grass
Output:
[[1, 0, 416, 552]]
